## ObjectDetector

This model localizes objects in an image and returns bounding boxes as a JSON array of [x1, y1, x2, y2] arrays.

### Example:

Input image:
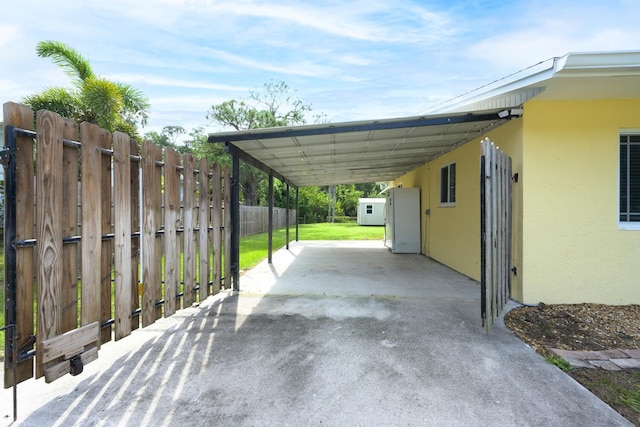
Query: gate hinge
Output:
[[512, 173, 519, 183]]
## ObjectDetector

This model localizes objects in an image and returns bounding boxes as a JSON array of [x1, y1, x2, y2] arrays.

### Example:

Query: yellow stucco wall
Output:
[[392, 119, 524, 285], [393, 99, 640, 305], [521, 99, 640, 304]]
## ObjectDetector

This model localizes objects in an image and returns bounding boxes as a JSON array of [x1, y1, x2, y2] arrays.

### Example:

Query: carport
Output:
[[207, 108, 518, 286]]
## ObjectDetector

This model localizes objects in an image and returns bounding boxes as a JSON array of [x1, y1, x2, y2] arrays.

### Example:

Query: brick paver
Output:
[[550, 348, 640, 370]]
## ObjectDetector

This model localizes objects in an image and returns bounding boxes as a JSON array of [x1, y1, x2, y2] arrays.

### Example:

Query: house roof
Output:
[[208, 50, 640, 188], [429, 50, 640, 113]]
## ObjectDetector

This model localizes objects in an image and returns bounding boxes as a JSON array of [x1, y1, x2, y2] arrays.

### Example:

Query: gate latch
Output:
[[0, 147, 16, 167], [69, 355, 84, 376]]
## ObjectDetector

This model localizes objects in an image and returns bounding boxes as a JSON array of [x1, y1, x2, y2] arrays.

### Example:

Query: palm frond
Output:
[[81, 77, 123, 131], [22, 87, 81, 119], [36, 40, 94, 84], [115, 82, 150, 126]]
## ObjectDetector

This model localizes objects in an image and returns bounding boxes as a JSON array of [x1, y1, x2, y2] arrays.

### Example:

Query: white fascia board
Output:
[[554, 50, 640, 76], [428, 58, 556, 113]]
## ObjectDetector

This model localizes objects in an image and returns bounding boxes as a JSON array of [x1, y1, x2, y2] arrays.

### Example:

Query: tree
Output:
[[22, 40, 150, 137], [298, 187, 329, 223], [144, 126, 192, 154], [205, 80, 319, 205], [187, 126, 228, 165], [336, 184, 363, 217]]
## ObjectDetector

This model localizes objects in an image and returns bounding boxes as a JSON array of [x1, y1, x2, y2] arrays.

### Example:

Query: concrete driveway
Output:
[[1, 240, 632, 426]]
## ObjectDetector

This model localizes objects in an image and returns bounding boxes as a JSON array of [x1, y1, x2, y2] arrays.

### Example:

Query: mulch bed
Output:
[[504, 303, 640, 425]]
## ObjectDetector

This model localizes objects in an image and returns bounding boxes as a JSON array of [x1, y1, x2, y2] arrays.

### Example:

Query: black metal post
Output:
[[3, 126, 18, 421], [4, 126, 18, 365], [295, 187, 299, 242], [268, 173, 273, 263], [480, 155, 487, 327], [231, 153, 240, 291], [285, 183, 290, 250]]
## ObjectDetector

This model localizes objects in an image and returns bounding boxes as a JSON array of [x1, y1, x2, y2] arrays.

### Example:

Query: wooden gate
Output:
[[2, 103, 230, 387], [480, 137, 513, 332]]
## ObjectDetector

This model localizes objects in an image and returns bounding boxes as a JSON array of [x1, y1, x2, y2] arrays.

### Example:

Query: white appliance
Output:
[[384, 187, 420, 253]]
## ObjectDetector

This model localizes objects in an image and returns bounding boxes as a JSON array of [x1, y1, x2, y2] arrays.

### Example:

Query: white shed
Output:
[[357, 198, 385, 225]]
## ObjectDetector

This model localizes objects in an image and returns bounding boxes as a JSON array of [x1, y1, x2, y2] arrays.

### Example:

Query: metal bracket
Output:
[[0, 146, 16, 168], [512, 173, 519, 183], [16, 334, 36, 363]]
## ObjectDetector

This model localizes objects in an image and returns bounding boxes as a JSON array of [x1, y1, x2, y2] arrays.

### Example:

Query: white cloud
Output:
[[107, 74, 251, 92]]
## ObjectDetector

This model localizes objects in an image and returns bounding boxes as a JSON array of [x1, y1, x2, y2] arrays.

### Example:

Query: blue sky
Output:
[[1, 0, 639, 136]]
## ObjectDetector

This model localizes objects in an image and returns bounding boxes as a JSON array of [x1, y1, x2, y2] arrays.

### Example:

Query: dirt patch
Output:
[[505, 303, 640, 425]]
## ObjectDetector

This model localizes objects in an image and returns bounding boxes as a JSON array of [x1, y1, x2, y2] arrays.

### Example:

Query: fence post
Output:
[[3, 103, 37, 386]]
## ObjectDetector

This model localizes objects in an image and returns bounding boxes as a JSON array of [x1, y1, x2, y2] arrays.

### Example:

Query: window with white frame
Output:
[[440, 163, 456, 206], [620, 133, 640, 227], [366, 204, 373, 214]]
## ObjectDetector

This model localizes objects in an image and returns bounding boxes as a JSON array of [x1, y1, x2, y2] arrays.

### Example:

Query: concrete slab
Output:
[[589, 360, 622, 371], [611, 358, 640, 370], [622, 349, 640, 359], [0, 241, 632, 426]]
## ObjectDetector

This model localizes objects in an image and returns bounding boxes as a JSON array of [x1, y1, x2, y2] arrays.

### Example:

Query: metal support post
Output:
[[285, 183, 290, 250], [268, 173, 273, 263], [231, 153, 240, 291], [295, 187, 299, 242]]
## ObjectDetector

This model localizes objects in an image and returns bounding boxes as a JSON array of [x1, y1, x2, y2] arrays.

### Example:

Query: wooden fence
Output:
[[240, 206, 296, 236], [2, 103, 239, 387], [480, 137, 513, 332]]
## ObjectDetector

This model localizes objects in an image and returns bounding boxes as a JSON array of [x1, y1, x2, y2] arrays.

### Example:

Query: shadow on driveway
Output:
[[1, 241, 631, 426]]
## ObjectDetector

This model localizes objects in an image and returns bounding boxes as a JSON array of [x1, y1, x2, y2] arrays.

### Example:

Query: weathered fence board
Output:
[[61, 119, 79, 333], [163, 148, 180, 317], [113, 132, 132, 340], [183, 154, 196, 306], [35, 110, 65, 379], [199, 159, 211, 301], [142, 141, 162, 326], [99, 128, 113, 344], [224, 166, 232, 290], [480, 138, 513, 332], [80, 122, 103, 330], [3, 102, 36, 387], [131, 141, 142, 329], [211, 163, 222, 294]]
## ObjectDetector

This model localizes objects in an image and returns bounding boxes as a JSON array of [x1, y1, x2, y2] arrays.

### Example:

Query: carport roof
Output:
[[208, 108, 513, 188]]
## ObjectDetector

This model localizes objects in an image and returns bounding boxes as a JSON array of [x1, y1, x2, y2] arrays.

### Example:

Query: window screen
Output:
[[440, 163, 456, 205], [620, 134, 640, 222]]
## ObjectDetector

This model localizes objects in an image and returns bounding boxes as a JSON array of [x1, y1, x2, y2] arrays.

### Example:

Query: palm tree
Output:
[[23, 40, 150, 136]]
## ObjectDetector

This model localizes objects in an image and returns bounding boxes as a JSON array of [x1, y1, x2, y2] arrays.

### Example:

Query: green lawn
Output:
[[297, 222, 383, 241], [239, 223, 383, 271]]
